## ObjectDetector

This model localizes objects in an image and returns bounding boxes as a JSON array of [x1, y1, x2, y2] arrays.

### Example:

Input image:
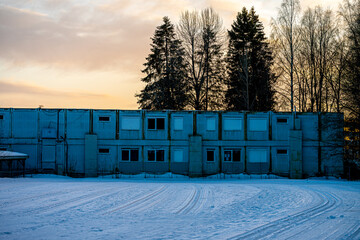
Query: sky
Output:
[[0, 0, 343, 110]]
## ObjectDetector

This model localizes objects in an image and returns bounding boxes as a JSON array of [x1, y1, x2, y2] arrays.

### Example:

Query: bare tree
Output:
[[178, 8, 225, 110], [271, 0, 301, 112]]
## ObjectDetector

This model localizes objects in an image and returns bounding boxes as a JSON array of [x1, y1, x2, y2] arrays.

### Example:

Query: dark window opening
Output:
[[130, 149, 139, 161], [277, 118, 288, 123], [156, 150, 165, 161], [233, 150, 241, 162], [224, 151, 231, 161], [148, 150, 155, 161], [99, 116, 110, 121], [99, 148, 110, 153], [122, 150, 129, 161], [148, 118, 156, 130], [0, 148, 6, 151], [207, 150, 215, 162], [157, 118, 165, 129], [0, 115, 3, 120], [277, 149, 288, 154]]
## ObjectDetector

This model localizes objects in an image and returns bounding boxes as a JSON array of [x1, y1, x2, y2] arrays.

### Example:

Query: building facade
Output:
[[0, 108, 344, 178]]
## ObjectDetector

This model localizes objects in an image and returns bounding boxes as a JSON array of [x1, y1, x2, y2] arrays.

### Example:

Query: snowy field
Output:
[[0, 175, 359, 240]]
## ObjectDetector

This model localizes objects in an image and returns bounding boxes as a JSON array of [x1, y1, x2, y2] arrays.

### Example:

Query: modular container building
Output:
[[0, 108, 344, 178]]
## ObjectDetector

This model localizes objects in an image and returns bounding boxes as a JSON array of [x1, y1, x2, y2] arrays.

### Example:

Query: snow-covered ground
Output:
[[0, 175, 359, 240]]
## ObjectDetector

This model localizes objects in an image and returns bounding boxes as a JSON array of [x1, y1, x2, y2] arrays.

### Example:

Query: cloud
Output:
[[0, 4, 157, 71], [0, 80, 109, 98]]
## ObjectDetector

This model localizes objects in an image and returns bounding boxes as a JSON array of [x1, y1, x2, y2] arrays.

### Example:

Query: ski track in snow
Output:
[[0, 177, 359, 240]]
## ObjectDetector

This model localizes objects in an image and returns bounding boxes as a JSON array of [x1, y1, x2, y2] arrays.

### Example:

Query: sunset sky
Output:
[[0, 0, 343, 110]]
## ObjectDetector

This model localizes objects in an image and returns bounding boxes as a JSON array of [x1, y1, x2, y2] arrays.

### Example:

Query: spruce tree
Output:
[[136, 17, 188, 110], [226, 7, 276, 111]]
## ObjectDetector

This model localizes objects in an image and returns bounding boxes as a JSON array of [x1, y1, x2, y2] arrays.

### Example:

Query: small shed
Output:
[[0, 151, 28, 177]]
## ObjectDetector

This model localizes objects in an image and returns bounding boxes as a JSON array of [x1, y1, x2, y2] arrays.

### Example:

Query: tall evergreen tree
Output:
[[136, 17, 188, 110], [226, 7, 276, 111]]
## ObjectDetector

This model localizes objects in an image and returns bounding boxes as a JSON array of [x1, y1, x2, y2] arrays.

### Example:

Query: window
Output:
[[173, 149, 184, 162], [224, 149, 241, 162], [99, 116, 110, 122], [249, 118, 267, 131], [248, 149, 267, 163], [207, 149, 215, 162], [148, 118, 165, 130], [99, 148, 110, 154], [277, 149, 288, 155], [0, 115, 3, 120], [174, 117, 183, 131], [147, 149, 165, 162], [277, 118, 288, 124], [207, 117, 216, 131], [223, 118, 242, 131], [122, 116, 140, 130], [121, 149, 139, 161]]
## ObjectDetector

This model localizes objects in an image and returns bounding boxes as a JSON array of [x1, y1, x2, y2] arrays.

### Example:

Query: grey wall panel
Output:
[[302, 146, 318, 177], [197, 112, 219, 140], [119, 111, 142, 140], [247, 113, 269, 141], [119, 162, 143, 174], [272, 147, 289, 175], [97, 145, 117, 174], [12, 109, 38, 139], [11, 144, 38, 169], [272, 114, 291, 141], [93, 110, 116, 140], [299, 114, 319, 141], [222, 162, 243, 174], [68, 145, 85, 174], [170, 112, 193, 140], [222, 112, 245, 141], [66, 110, 90, 139], [0, 109, 11, 138], [144, 162, 168, 173], [170, 163, 188, 175]]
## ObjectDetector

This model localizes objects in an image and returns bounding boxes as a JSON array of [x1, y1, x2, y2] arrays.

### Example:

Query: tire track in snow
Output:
[[21, 187, 122, 215], [174, 185, 199, 215], [43, 186, 134, 215], [227, 189, 339, 240], [103, 185, 167, 215], [124, 187, 175, 213], [0, 185, 89, 208]]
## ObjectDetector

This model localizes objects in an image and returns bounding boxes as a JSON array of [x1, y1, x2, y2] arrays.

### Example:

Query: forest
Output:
[[136, 0, 360, 178]]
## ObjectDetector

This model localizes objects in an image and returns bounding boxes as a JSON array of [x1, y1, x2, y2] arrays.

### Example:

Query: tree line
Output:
[[136, 0, 359, 124]]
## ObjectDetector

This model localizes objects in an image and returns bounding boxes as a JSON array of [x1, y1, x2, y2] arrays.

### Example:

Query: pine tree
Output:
[[136, 17, 188, 110], [226, 7, 276, 111]]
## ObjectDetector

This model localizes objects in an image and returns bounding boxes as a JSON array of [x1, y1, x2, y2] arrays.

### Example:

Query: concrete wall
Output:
[[0, 109, 344, 178]]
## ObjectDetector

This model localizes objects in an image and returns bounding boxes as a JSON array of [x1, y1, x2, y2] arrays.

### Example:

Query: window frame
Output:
[[98, 148, 110, 154], [98, 116, 110, 122], [276, 118, 288, 124], [277, 149, 288, 155], [206, 149, 215, 162], [147, 117, 166, 130], [147, 149, 165, 162], [223, 149, 241, 162], [121, 148, 139, 161]]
